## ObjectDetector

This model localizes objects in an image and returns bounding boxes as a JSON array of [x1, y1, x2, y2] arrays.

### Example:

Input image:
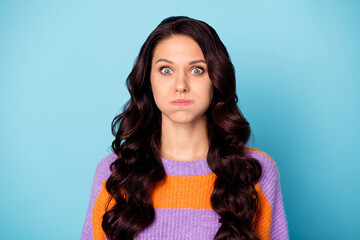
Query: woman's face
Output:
[[150, 34, 213, 125]]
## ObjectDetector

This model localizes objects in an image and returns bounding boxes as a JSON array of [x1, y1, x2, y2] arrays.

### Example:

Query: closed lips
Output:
[[171, 99, 193, 103]]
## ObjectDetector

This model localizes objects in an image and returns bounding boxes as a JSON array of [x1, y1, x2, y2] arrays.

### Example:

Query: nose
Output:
[[175, 71, 189, 93]]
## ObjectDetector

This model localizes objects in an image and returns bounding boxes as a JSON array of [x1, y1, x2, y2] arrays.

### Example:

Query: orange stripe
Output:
[[152, 174, 216, 209], [244, 146, 276, 164], [92, 180, 115, 240], [254, 184, 272, 240]]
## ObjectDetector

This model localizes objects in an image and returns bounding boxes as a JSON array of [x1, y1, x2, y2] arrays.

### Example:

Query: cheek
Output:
[[202, 81, 213, 101], [150, 83, 167, 109], [205, 85, 214, 109], [151, 82, 165, 98]]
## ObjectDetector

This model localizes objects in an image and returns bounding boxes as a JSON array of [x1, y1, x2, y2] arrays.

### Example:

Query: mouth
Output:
[[170, 99, 194, 106]]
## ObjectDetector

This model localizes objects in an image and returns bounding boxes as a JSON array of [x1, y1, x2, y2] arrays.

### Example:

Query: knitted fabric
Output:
[[81, 147, 289, 239]]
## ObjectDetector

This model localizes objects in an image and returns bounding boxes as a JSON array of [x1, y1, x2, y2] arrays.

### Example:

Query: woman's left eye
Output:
[[191, 67, 204, 75]]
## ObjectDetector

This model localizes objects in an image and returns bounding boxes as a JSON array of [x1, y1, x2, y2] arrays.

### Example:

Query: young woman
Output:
[[81, 16, 288, 240]]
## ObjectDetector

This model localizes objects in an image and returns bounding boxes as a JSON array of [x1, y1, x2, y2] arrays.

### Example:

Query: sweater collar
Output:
[[160, 157, 213, 176]]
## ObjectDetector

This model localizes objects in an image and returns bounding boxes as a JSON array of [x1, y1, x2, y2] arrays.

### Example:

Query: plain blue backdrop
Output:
[[1, 0, 359, 239]]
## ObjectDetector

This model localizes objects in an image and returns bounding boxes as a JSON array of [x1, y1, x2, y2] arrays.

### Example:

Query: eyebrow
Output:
[[155, 59, 206, 65]]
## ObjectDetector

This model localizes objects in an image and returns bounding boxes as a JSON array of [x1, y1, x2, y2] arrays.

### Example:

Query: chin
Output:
[[170, 117, 194, 124], [163, 112, 207, 125]]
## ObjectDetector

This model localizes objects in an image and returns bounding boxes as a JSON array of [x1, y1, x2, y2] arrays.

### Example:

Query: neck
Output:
[[159, 114, 209, 162]]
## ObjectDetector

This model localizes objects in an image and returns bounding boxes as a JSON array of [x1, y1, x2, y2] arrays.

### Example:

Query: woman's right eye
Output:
[[160, 67, 173, 75]]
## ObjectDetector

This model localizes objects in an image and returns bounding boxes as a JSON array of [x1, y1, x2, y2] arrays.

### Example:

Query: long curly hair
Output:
[[103, 16, 262, 240]]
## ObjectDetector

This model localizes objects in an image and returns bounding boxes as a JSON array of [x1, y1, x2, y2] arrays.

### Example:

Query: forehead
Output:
[[152, 35, 205, 62]]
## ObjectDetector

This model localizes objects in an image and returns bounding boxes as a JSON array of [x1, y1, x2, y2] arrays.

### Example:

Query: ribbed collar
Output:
[[160, 157, 213, 176]]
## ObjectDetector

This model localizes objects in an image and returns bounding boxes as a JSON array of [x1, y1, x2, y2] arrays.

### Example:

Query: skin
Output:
[[150, 35, 213, 161]]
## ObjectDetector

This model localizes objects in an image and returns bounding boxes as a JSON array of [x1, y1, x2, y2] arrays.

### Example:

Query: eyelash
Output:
[[159, 66, 204, 75]]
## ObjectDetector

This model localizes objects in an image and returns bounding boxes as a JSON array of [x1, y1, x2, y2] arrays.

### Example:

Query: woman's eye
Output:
[[160, 67, 173, 75], [191, 67, 204, 75]]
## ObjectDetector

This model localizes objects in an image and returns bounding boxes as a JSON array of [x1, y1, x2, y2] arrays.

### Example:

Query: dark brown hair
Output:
[[103, 16, 262, 240]]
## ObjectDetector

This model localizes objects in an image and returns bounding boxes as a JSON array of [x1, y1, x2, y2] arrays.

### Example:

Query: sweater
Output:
[[81, 146, 289, 240]]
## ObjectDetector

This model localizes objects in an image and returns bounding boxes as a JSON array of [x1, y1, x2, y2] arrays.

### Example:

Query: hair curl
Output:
[[103, 16, 262, 240]]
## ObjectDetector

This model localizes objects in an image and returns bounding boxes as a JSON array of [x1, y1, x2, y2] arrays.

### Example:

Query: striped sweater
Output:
[[81, 147, 289, 239]]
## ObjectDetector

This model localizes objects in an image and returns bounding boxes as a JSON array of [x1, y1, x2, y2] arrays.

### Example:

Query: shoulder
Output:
[[93, 153, 118, 184], [244, 146, 277, 168], [243, 146, 280, 188]]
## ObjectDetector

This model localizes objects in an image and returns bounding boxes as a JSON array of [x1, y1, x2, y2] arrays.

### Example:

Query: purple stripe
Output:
[[270, 188, 288, 239], [161, 157, 212, 176], [135, 208, 221, 240], [81, 153, 117, 240], [270, 172, 288, 239]]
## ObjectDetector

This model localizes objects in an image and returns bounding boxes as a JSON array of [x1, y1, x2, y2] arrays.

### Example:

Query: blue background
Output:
[[1, 0, 359, 239]]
